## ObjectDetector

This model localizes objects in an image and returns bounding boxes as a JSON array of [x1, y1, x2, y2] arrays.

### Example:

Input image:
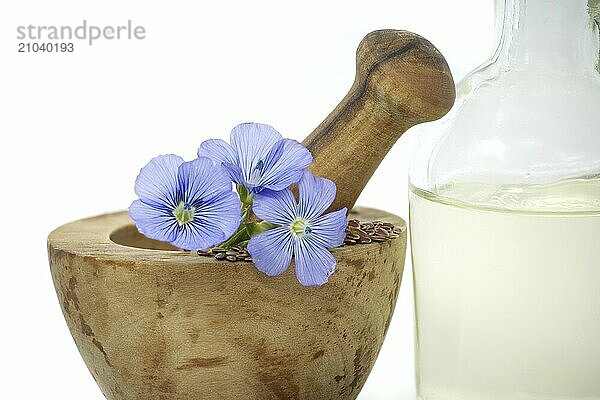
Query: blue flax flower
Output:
[[197, 122, 312, 194], [129, 154, 241, 250], [247, 171, 348, 286]]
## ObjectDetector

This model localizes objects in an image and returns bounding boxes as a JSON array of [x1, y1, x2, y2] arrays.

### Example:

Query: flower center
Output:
[[247, 160, 265, 185], [290, 218, 312, 237], [173, 201, 196, 226], [254, 160, 264, 172]]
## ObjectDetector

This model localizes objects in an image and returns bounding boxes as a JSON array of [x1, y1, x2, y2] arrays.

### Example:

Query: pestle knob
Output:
[[303, 29, 456, 212]]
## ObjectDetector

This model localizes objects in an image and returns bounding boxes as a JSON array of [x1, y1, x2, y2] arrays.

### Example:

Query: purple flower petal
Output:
[[134, 154, 184, 209], [230, 123, 282, 183], [177, 157, 234, 205], [197, 138, 244, 184], [129, 199, 179, 243], [253, 188, 297, 225], [199, 123, 312, 193], [298, 171, 337, 221], [194, 190, 242, 245], [170, 218, 229, 251], [257, 139, 313, 192], [294, 236, 337, 286], [248, 227, 294, 276], [262, 139, 286, 168], [166, 187, 241, 251], [197, 138, 237, 166], [310, 207, 348, 248], [222, 162, 245, 186], [170, 159, 241, 250], [131, 154, 241, 251]]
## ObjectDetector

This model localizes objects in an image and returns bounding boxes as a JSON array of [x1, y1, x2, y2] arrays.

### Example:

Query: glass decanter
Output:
[[409, 0, 600, 399]]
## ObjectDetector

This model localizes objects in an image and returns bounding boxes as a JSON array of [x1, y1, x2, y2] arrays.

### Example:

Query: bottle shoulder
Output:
[[420, 67, 600, 189]]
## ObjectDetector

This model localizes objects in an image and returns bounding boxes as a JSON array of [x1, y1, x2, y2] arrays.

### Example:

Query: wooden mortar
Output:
[[49, 209, 406, 400], [48, 30, 454, 400]]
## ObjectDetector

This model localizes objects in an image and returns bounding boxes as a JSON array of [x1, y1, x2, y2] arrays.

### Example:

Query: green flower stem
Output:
[[219, 226, 251, 249], [237, 184, 253, 209], [218, 185, 278, 249]]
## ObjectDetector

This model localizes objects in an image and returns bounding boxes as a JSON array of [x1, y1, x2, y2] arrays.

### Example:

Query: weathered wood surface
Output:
[[48, 208, 407, 400], [304, 29, 455, 212]]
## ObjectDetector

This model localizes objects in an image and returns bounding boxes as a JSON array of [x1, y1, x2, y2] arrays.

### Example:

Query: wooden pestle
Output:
[[303, 30, 456, 212]]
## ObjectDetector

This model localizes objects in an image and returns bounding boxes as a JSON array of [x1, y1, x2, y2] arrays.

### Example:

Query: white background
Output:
[[0, 1, 494, 398]]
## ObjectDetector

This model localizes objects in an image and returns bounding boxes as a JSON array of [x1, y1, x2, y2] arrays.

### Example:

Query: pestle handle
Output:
[[303, 30, 456, 212]]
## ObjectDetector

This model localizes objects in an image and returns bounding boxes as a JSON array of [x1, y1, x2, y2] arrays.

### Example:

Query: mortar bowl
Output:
[[48, 207, 406, 400]]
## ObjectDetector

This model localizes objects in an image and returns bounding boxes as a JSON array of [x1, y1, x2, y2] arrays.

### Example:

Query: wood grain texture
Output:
[[304, 30, 456, 212], [48, 208, 406, 400]]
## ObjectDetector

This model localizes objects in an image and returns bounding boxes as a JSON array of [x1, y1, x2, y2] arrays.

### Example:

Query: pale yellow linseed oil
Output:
[[410, 178, 600, 400]]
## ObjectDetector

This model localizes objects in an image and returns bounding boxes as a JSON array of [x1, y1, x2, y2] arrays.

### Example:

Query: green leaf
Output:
[[245, 221, 278, 237], [219, 226, 251, 249]]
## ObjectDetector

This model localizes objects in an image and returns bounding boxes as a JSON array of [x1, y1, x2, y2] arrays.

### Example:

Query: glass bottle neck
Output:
[[494, 0, 599, 72]]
